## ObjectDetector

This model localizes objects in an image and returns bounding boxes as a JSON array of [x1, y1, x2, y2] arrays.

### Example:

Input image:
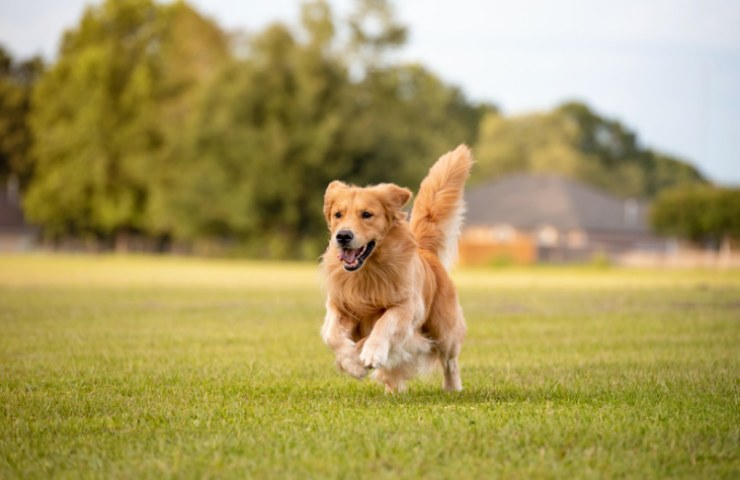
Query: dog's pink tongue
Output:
[[339, 248, 360, 263]]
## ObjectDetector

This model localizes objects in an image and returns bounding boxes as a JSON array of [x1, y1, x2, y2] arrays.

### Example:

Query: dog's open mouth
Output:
[[337, 240, 376, 271]]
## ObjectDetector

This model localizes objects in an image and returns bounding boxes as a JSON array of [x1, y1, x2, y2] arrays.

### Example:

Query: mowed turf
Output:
[[0, 255, 738, 479]]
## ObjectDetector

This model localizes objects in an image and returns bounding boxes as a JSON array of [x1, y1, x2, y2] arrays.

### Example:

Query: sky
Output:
[[1, 0, 739, 185]]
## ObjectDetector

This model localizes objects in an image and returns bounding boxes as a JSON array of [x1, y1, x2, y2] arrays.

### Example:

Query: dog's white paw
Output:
[[359, 340, 389, 370], [337, 354, 368, 379]]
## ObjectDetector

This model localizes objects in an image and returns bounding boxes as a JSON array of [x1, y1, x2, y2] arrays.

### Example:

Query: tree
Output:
[[25, 0, 228, 242], [150, 3, 350, 257], [557, 102, 706, 197], [151, 0, 486, 258], [346, 0, 407, 72], [473, 101, 706, 198], [0, 46, 43, 188], [141, 1, 230, 245], [651, 186, 740, 251], [339, 64, 485, 188]]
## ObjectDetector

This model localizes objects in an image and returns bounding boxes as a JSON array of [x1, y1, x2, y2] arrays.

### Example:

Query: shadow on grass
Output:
[[236, 358, 724, 408], [247, 380, 624, 408], [371, 384, 615, 407]]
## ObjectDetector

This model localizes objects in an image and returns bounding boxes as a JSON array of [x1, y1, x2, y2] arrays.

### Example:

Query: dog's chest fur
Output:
[[330, 266, 407, 318]]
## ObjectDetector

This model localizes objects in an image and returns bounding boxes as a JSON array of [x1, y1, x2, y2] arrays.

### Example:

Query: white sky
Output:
[[1, 0, 739, 185]]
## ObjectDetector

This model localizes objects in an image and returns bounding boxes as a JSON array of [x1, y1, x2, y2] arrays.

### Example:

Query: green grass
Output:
[[1, 255, 738, 479]]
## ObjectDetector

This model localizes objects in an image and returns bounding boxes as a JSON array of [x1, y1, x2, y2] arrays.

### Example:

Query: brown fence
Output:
[[459, 238, 536, 266]]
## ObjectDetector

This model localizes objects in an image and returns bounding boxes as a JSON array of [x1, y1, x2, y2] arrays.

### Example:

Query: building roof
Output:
[[464, 174, 650, 233]]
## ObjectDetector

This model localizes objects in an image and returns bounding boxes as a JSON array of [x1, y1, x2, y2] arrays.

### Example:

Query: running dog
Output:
[[320, 145, 473, 392]]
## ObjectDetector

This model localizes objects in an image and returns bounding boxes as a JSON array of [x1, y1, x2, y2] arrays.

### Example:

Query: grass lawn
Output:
[[0, 255, 738, 479]]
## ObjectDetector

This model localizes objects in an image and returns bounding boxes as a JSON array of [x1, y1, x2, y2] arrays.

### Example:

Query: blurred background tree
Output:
[[141, 0, 483, 257], [151, 4, 351, 257], [0, 46, 44, 189], [25, 0, 227, 246], [473, 101, 707, 198], [651, 185, 740, 253]]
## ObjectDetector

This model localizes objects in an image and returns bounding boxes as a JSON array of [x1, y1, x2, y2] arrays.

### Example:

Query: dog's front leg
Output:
[[321, 302, 367, 379], [359, 301, 416, 370]]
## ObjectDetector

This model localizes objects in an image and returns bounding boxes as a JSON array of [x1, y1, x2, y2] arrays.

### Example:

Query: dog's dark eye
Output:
[[334, 211, 342, 219], [361, 211, 373, 219]]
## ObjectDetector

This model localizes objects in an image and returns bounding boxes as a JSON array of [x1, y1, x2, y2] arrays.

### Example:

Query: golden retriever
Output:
[[320, 145, 473, 392]]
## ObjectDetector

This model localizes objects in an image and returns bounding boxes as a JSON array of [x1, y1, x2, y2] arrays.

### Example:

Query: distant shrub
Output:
[[589, 251, 611, 268]]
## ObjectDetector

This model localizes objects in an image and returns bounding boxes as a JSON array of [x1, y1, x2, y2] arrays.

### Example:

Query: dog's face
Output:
[[324, 181, 411, 271]]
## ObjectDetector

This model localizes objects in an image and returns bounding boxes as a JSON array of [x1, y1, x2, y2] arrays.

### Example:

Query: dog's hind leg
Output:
[[430, 305, 465, 392], [438, 313, 464, 392]]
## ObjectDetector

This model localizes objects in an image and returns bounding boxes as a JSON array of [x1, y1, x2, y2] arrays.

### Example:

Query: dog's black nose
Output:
[[336, 230, 354, 246]]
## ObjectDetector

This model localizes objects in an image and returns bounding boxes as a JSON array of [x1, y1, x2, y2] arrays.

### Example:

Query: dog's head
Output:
[[323, 181, 412, 271]]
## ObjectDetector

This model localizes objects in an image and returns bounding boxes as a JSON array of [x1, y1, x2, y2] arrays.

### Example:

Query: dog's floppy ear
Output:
[[377, 183, 412, 221], [323, 180, 348, 222]]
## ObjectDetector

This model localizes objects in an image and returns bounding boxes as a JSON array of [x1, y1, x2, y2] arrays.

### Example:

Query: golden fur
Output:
[[320, 145, 473, 392]]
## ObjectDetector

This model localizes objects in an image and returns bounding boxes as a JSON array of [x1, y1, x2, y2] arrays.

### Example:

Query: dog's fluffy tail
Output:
[[410, 144, 473, 270]]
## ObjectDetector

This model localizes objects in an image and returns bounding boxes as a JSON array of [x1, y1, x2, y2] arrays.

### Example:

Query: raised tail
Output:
[[410, 144, 473, 270]]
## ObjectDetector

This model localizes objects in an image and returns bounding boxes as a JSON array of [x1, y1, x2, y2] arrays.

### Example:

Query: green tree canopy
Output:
[[150, 0, 484, 257], [473, 101, 707, 198], [651, 185, 740, 245], [0, 46, 43, 187], [150, 13, 351, 257], [25, 0, 227, 240]]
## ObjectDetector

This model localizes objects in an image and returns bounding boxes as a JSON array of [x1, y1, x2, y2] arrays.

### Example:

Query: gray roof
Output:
[[464, 174, 649, 233]]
